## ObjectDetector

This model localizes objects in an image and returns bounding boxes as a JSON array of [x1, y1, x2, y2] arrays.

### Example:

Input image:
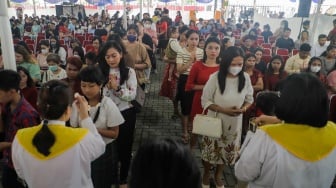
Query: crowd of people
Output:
[[0, 6, 335, 188]]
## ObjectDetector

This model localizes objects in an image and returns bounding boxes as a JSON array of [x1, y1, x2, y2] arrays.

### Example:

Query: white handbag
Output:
[[192, 110, 222, 138]]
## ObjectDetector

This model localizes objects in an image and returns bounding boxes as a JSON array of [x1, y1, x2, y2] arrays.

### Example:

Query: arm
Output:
[[97, 127, 119, 139], [114, 69, 138, 101], [284, 57, 298, 74], [253, 75, 264, 92], [185, 63, 203, 91], [30, 64, 42, 82], [176, 51, 195, 74]]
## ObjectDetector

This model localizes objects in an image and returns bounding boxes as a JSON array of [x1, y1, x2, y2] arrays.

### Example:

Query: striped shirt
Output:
[[176, 47, 204, 75]]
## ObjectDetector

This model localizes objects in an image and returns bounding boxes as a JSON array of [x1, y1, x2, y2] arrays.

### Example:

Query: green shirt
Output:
[[18, 62, 41, 81]]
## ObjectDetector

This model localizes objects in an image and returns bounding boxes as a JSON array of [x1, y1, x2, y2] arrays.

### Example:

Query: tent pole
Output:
[[0, 0, 17, 71]]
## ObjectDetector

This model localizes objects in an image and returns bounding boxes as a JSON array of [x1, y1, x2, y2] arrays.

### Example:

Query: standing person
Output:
[[98, 41, 137, 188], [264, 55, 287, 91], [17, 66, 38, 110], [261, 24, 273, 43], [160, 27, 182, 118], [200, 46, 253, 188], [185, 37, 220, 148], [42, 54, 67, 83], [176, 30, 203, 144], [62, 57, 83, 95], [275, 27, 295, 53], [311, 34, 329, 57], [71, 66, 124, 188], [327, 19, 336, 41], [174, 11, 182, 26], [306, 57, 326, 84], [235, 73, 336, 188], [320, 45, 336, 75], [0, 70, 40, 188], [12, 80, 105, 188], [295, 30, 310, 50]]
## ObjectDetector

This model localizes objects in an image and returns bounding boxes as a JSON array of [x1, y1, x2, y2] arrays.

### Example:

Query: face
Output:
[[299, 51, 310, 59], [318, 37, 327, 46], [92, 39, 100, 49], [311, 59, 322, 67], [244, 39, 252, 47], [15, 53, 24, 63], [47, 60, 58, 66], [66, 63, 80, 79], [255, 51, 262, 60], [245, 56, 256, 67], [327, 48, 336, 58], [0, 90, 14, 104], [271, 59, 282, 70], [186, 33, 199, 48], [41, 44, 49, 51], [105, 47, 122, 68], [198, 40, 205, 49], [284, 30, 291, 37], [205, 42, 220, 59], [127, 28, 137, 36], [230, 56, 244, 68], [18, 70, 28, 86], [81, 81, 101, 100]]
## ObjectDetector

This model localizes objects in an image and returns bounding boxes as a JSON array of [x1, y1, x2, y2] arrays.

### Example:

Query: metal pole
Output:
[[252, 0, 256, 20], [140, 0, 143, 20], [33, 0, 37, 17], [311, 0, 323, 42], [0, 0, 17, 71], [214, 0, 217, 18]]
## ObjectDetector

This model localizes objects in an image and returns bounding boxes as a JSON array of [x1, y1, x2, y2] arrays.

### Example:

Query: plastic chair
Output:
[[25, 39, 35, 45], [263, 48, 271, 56], [23, 36, 31, 41], [85, 45, 95, 52], [276, 48, 289, 56], [27, 44, 35, 54], [261, 43, 271, 49], [76, 35, 85, 45], [292, 49, 299, 56], [262, 55, 272, 64]]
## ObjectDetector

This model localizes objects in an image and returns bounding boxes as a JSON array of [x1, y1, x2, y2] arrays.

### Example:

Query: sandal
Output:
[[181, 133, 190, 144]]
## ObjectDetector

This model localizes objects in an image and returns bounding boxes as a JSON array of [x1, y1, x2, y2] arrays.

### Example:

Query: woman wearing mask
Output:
[[306, 57, 326, 84], [185, 37, 220, 148], [50, 36, 67, 66], [201, 46, 253, 188], [71, 66, 124, 188], [42, 54, 67, 83], [176, 29, 203, 143], [99, 41, 137, 188], [12, 80, 105, 188], [123, 24, 151, 89], [254, 48, 267, 74], [37, 40, 52, 71], [15, 45, 41, 83], [264, 55, 287, 91]]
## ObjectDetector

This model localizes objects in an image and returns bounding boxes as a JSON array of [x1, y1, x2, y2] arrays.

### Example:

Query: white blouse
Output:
[[42, 68, 67, 83], [12, 118, 105, 188], [176, 47, 203, 75], [103, 67, 137, 112], [70, 96, 125, 144]]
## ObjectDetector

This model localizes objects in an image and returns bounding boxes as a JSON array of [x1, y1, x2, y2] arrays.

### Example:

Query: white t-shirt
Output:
[[70, 96, 125, 144]]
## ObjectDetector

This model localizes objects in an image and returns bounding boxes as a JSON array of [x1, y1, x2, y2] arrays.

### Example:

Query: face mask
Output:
[[127, 34, 137, 42], [50, 43, 56, 48], [49, 65, 58, 72], [310, 65, 321, 73], [226, 32, 232, 36], [97, 24, 102, 28], [144, 24, 151, 29], [41, 49, 49, 54], [228, 66, 242, 76]]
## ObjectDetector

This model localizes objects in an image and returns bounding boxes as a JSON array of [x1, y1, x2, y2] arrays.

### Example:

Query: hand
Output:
[[254, 115, 281, 126], [224, 106, 243, 116], [107, 74, 119, 90], [74, 93, 89, 120]]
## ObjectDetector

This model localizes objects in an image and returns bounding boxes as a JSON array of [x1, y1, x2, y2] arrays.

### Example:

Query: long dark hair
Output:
[[98, 41, 129, 85], [306, 57, 322, 75], [320, 45, 336, 57], [17, 66, 34, 88], [202, 37, 221, 64], [33, 80, 72, 156], [50, 36, 61, 54], [218, 46, 245, 94], [266, 55, 286, 79]]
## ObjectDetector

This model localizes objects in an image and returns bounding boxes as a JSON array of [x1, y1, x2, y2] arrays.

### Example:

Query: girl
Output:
[[264, 55, 288, 91], [306, 57, 326, 84], [17, 66, 38, 110], [98, 41, 137, 188], [320, 45, 336, 75], [42, 54, 67, 83], [71, 66, 124, 188], [254, 48, 267, 74], [62, 57, 83, 95], [185, 37, 220, 148], [12, 80, 105, 188], [176, 29, 203, 143], [50, 36, 67, 66]]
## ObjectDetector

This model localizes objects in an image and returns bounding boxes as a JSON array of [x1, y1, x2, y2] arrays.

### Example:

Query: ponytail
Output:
[[32, 120, 56, 156]]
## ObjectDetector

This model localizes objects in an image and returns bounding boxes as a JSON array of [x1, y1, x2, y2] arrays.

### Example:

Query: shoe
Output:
[[216, 185, 224, 188]]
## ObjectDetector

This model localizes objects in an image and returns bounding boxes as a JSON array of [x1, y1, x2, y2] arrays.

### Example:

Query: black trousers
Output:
[[117, 107, 136, 184]]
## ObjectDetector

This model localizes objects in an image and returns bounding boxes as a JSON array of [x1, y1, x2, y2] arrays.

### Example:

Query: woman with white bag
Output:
[[200, 46, 253, 188]]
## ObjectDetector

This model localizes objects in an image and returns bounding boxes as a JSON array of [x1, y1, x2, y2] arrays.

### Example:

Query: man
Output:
[[46, 22, 59, 39], [68, 17, 77, 32], [284, 43, 311, 74], [11, 20, 21, 40], [327, 19, 336, 41], [311, 34, 329, 57], [0, 70, 40, 188], [275, 27, 295, 53], [241, 35, 256, 55]]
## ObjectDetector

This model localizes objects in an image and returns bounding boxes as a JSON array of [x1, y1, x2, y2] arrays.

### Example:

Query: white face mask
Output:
[[226, 32, 232, 36], [229, 66, 242, 76], [144, 24, 151, 29], [310, 65, 321, 73], [41, 49, 48, 54]]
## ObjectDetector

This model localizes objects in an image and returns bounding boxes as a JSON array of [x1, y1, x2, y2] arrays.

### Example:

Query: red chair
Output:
[[13, 39, 20, 44], [27, 44, 35, 54], [282, 55, 289, 64], [25, 39, 35, 45], [261, 43, 272, 49], [263, 48, 271, 56], [276, 48, 289, 56], [38, 32, 45, 38], [85, 33, 93, 40], [292, 49, 299, 56], [257, 39, 264, 46], [87, 35, 94, 41], [257, 36, 264, 40], [83, 40, 91, 47], [23, 36, 31, 41], [268, 36, 277, 44], [58, 39, 65, 45], [76, 35, 85, 45], [262, 55, 272, 64], [85, 45, 95, 53]]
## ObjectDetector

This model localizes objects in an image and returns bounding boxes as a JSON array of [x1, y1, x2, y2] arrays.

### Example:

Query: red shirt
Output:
[[20, 86, 38, 110], [264, 72, 287, 91]]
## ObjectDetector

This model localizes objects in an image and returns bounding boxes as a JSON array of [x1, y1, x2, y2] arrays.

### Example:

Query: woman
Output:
[[185, 37, 220, 148], [123, 24, 151, 89], [264, 55, 287, 91], [306, 57, 326, 84], [295, 30, 310, 49], [50, 36, 67, 66], [92, 36, 103, 55], [254, 48, 267, 74], [129, 138, 201, 188], [201, 46, 253, 188], [98, 41, 137, 188], [42, 54, 67, 83], [15, 45, 41, 83], [12, 80, 105, 188], [71, 66, 124, 188], [37, 40, 52, 71], [189, 20, 198, 31], [174, 11, 182, 26], [73, 46, 85, 63], [62, 56, 83, 95], [176, 29, 203, 143], [235, 73, 336, 188], [320, 45, 336, 75], [17, 66, 38, 110], [30, 20, 41, 39]]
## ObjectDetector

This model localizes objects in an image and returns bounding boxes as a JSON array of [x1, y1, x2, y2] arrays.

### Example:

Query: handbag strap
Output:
[[202, 108, 218, 117]]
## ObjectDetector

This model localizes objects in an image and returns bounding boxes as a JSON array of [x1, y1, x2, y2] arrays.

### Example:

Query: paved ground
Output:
[[133, 59, 238, 188]]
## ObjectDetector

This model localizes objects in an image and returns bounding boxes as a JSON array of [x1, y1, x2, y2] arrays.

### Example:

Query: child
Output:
[[165, 27, 182, 81], [42, 54, 67, 83]]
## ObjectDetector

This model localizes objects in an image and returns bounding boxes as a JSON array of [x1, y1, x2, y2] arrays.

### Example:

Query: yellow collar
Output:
[[260, 122, 336, 162], [16, 124, 89, 160]]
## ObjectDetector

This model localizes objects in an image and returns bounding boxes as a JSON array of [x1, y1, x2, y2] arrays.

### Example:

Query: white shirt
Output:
[[104, 67, 137, 112], [70, 96, 125, 144], [235, 129, 336, 188], [176, 47, 204, 75], [42, 68, 67, 83], [12, 118, 105, 188], [311, 42, 330, 57]]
